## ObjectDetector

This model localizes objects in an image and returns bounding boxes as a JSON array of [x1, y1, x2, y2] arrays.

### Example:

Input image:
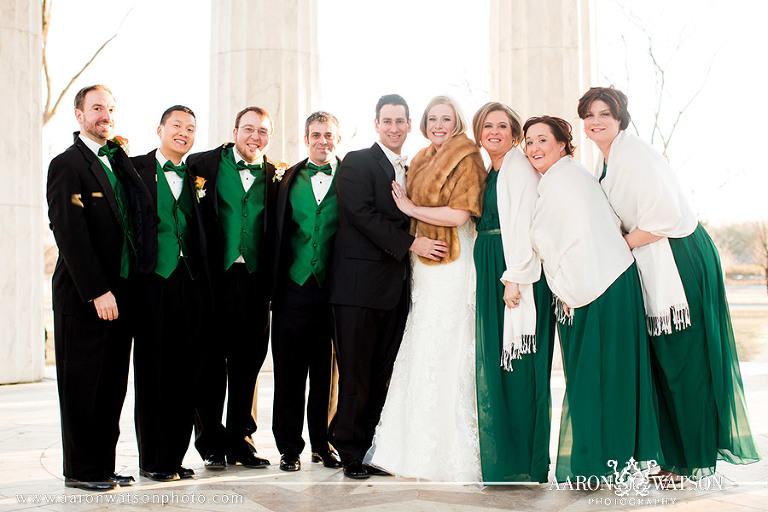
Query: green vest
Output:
[[216, 147, 266, 272], [98, 160, 134, 278], [155, 162, 195, 279], [287, 166, 338, 286]]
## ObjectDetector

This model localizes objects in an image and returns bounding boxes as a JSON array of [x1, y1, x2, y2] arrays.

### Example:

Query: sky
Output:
[[42, 0, 768, 225]]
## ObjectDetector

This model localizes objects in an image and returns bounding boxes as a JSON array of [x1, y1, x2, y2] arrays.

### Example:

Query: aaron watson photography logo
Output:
[[549, 457, 724, 507]]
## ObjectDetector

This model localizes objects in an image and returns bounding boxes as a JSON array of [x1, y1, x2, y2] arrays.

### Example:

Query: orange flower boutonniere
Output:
[[194, 176, 207, 202], [111, 135, 130, 155]]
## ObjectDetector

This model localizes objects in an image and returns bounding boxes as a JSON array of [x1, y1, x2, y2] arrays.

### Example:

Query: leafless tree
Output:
[[606, 4, 719, 160], [753, 219, 768, 295], [42, 0, 132, 126]]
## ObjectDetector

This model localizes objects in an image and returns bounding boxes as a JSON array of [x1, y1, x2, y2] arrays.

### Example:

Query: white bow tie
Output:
[[393, 155, 408, 168]]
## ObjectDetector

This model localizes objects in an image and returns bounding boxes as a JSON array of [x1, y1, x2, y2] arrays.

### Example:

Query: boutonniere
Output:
[[194, 176, 207, 202], [273, 160, 288, 182], [111, 135, 130, 155]]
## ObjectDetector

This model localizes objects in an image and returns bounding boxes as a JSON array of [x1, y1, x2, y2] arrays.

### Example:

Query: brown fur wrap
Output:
[[406, 133, 486, 265]]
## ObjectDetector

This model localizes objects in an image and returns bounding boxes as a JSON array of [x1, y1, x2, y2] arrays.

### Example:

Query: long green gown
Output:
[[600, 162, 760, 477], [474, 168, 556, 484], [651, 224, 761, 477], [554, 264, 664, 481]]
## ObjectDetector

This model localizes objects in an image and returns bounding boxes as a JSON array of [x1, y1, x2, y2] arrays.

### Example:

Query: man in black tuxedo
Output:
[[47, 85, 150, 491], [130, 105, 208, 482], [186, 107, 276, 470], [329, 95, 448, 478], [271, 111, 343, 472]]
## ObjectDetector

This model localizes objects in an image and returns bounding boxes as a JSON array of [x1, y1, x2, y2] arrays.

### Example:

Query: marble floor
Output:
[[1, 360, 766, 512]]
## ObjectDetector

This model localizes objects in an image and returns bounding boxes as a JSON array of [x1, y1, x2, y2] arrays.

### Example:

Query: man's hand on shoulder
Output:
[[409, 237, 448, 261], [93, 291, 119, 321]]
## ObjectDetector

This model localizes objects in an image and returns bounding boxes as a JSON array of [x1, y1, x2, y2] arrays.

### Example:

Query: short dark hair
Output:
[[577, 86, 631, 130], [159, 105, 196, 126], [523, 116, 576, 156], [375, 94, 409, 121], [74, 85, 113, 110], [304, 111, 340, 136], [234, 106, 273, 133], [472, 101, 523, 148]]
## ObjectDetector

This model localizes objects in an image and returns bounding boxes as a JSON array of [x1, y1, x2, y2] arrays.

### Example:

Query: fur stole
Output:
[[406, 133, 486, 265]]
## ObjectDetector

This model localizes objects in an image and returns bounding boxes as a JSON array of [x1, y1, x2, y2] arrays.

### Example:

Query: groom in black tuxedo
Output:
[[329, 94, 448, 478], [47, 85, 151, 491]]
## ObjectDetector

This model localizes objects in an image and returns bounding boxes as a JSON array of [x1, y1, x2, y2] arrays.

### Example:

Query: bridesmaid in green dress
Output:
[[525, 116, 663, 481], [577, 87, 761, 479], [471, 102, 556, 484]]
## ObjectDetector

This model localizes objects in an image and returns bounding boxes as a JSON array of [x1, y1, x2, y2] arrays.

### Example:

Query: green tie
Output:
[[98, 144, 118, 160], [307, 162, 332, 176], [236, 160, 263, 176], [163, 160, 187, 178]]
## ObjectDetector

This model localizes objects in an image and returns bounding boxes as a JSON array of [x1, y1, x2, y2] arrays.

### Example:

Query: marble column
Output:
[[490, 0, 596, 161], [209, 0, 319, 164], [0, 0, 45, 383]]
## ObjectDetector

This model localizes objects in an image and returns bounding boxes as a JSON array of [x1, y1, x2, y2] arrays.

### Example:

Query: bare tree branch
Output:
[[42, 3, 133, 126]]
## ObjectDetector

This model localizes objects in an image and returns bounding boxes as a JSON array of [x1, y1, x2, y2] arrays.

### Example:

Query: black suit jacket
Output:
[[329, 143, 414, 310], [47, 133, 152, 316], [271, 156, 342, 301], [186, 144, 277, 298], [129, 150, 208, 286]]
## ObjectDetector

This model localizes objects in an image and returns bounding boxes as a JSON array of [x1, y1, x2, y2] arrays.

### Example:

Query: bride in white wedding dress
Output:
[[363, 96, 487, 482]]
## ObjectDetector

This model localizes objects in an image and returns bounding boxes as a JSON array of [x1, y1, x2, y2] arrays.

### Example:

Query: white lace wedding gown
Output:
[[364, 222, 481, 482]]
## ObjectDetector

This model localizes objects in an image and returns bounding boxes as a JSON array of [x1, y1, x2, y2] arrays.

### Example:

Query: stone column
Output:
[[0, 0, 45, 383], [490, 0, 596, 161], [209, 0, 319, 163]]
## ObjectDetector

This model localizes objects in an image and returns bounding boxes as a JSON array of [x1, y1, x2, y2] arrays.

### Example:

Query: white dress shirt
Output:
[[155, 149, 184, 200], [376, 141, 407, 188], [234, 147, 259, 192], [79, 134, 113, 173], [308, 159, 337, 205]]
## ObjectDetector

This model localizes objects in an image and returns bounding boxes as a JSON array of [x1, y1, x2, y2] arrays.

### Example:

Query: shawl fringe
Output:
[[553, 295, 573, 326], [500, 334, 537, 372], [646, 303, 691, 336]]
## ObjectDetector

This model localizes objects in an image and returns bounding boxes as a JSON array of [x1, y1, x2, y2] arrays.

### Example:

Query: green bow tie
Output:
[[236, 160, 263, 176], [162, 160, 187, 178], [98, 144, 118, 160], [307, 162, 332, 176]]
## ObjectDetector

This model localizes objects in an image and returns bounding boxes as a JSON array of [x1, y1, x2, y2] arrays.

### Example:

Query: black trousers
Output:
[[133, 266, 202, 473], [54, 295, 131, 481], [271, 277, 335, 456], [193, 265, 270, 458], [330, 291, 408, 465]]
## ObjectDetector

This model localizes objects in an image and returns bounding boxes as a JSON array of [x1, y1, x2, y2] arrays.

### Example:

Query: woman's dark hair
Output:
[[523, 116, 575, 156], [577, 86, 631, 130]]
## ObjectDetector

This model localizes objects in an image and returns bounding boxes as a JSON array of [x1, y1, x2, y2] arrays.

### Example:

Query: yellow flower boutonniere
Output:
[[194, 176, 207, 202], [273, 161, 289, 183]]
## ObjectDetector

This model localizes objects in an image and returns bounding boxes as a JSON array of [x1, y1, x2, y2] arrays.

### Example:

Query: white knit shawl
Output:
[[598, 130, 697, 335], [531, 156, 634, 312], [495, 149, 541, 371]]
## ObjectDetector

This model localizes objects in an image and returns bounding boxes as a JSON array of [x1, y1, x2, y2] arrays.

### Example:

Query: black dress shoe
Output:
[[140, 469, 180, 482], [105, 473, 135, 486], [311, 450, 342, 468], [343, 460, 369, 479], [279, 454, 301, 472], [363, 464, 392, 476], [204, 452, 226, 470], [64, 477, 117, 491], [227, 453, 270, 468], [177, 466, 195, 479]]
